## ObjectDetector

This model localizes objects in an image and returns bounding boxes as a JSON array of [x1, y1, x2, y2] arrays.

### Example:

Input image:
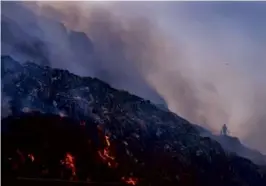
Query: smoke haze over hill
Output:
[[1, 1, 266, 154]]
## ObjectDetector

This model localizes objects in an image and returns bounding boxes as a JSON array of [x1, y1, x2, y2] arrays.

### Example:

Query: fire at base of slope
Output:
[[96, 124, 139, 185], [6, 116, 138, 185], [58, 120, 139, 185]]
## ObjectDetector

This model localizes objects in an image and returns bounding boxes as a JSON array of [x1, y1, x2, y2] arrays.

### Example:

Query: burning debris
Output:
[[97, 135, 118, 168], [105, 136, 111, 147], [121, 177, 138, 185], [28, 154, 35, 162], [2, 112, 266, 186], [60, 152, 77, 179], [97, 134, 139, 185]]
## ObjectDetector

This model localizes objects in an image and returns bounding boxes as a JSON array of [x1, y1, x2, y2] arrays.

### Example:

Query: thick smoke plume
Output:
[[1, 2, 266, 154]]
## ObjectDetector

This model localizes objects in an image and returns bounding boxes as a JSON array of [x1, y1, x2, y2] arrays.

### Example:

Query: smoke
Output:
[[1, 2, 266, 154]]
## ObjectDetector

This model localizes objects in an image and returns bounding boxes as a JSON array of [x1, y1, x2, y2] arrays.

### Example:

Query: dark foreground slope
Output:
[[2, 56, 266, 186], [2, 113, 128, 185], [2, 112, 266, 186]]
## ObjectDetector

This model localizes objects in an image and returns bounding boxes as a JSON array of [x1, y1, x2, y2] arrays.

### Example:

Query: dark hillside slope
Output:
[[195, 124, 266, 165], [1, 56, 266, 186]]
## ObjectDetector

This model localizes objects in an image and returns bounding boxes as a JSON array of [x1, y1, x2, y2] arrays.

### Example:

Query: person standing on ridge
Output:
[[221, 124, 229, 136]]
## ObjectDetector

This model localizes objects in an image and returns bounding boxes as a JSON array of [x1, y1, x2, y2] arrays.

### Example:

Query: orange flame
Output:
[[97, 136, 115, 161], [105, 136, 111, 146], [61, 153, 76, 176], [122, 177, 138, 185], [97, 135, 118, 167], [98, 135, 138, 185]]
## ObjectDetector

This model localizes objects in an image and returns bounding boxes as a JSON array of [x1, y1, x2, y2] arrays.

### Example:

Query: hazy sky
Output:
[[107, 2, 266, 153], [160, 2, 266, 152], [2, 1, 266, 154]]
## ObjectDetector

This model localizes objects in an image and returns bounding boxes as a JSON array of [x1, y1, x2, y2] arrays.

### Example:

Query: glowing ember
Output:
[[105, 135, 111, 146], [66, 153, 74, 163], [28, 154, 35, 162], [61, 153, 76, 176], [103, 149, 115, 160], [122, 177, 138, 185], [98, 151, 107, 161], [97, 134, 137, 184], [97, 135, 118, 167]]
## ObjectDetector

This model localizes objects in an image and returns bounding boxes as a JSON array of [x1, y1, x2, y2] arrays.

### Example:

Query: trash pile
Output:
[[2, 56, 266, 186]]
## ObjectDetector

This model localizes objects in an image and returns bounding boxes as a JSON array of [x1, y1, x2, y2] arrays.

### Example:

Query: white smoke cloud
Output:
[[2, 2, 266, 154]]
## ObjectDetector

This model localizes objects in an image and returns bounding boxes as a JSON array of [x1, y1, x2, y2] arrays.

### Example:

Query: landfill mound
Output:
[[2, 56, 266, 186]]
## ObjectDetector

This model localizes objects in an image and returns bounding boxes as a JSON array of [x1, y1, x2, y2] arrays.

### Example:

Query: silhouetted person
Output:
[[220, 124, 229, 136]]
